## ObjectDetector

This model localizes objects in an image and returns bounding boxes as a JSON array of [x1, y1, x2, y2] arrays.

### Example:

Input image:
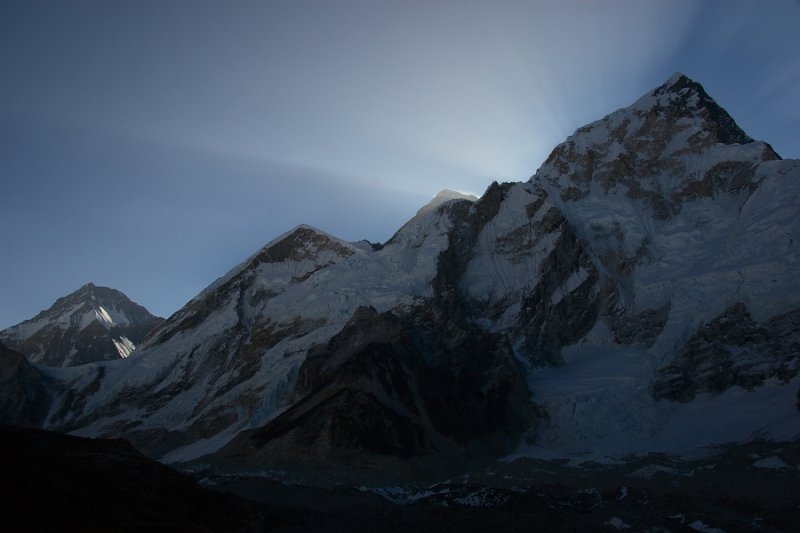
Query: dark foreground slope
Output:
[[0, 426, 285, 532], [205, 438, 800, 532], [2, 417, 800, 532]]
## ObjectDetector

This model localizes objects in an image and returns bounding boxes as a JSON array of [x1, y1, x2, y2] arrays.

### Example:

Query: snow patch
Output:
[[415, 189, 478, 218], [359, 485, 450, 505], [607, 516, 631, 530], [688, 519, 726, 533], [94, 305, 114, 328], [752, 456, 791, 470], [550, 268, 589, 306], [112, 336, 135, 358]]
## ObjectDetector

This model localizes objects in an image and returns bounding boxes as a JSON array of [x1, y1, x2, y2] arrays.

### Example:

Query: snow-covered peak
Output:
[[143, 223, 364, 353], [382, 188, 473, 251], [531, 73, 780, 222], [0, 284, 162, 366], [191, 225, 356, 307], [630, 73, 755, 145], [414, 189, 478, 218], [3, 284, 144, 338], [433, 189, 479, 202], [663, 71, 686, 85], [77, 282, 97, 292], [255, 224, 354, 264]]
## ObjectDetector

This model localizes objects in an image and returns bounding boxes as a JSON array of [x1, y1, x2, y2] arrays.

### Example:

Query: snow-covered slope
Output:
[[39, 214, 470, 460], [0, 284, 163, 367], [16, 73, 800, 471], [511, 73, 800, 458]]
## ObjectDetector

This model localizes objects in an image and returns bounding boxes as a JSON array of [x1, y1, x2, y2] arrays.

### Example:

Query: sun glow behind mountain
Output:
[[0, 0, 797, 328]]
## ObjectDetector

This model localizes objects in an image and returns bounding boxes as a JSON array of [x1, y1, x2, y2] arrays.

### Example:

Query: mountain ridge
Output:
[[3, 73, 798, 480]]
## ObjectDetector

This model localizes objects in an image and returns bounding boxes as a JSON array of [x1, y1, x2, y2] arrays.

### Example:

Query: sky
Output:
[[1, 0, 798, 329]]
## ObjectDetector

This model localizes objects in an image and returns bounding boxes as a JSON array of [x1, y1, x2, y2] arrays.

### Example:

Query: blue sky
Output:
[[1, 0, 798, 328]]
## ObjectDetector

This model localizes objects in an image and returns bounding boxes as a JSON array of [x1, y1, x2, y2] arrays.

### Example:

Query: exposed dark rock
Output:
[[150, 226, 350, 345], [431, 181, 515, 321], [654, 303, 800, 401], [428, 182, 618, 366], [537, 74, 780, 218], [215, 305, 535, 477], [358, 239, 384, 251], [516, 221, 614, 365], [253, 226, 353, 264], [672, 160, 762, 203], [612, 303, 670, 347]]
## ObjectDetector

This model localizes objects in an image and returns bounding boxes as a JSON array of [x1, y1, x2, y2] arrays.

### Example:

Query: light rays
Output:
[[1, 0, 798, 328]]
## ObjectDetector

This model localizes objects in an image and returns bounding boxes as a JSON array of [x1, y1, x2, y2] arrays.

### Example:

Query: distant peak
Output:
[[414, 189, 478, 218], [286, 224, 326, 236], [253, 224, 353, 265], [432, 189, 479, 202], [258, 224, 336, 254], [72, 283, 101, 300], [653, 72, 705, 98], [664, 71, 688, 85], [73, 283, 114, 298], [63, 284, 143, 309], [268, 224, 346, 251]]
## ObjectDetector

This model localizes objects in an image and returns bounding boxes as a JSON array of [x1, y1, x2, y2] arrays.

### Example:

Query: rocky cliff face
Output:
[[13, 73, 800, 471], [0, 283, 163, 367], [217, 301, 534, 476], [654, 303, 800, 402]]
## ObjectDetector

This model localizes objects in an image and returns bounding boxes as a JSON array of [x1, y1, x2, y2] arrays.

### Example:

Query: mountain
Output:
[[7, 73, 799, 480], [414, 189, 479, 218], [0, 283, 163, 367], [42, 219, 530, 467], [513, 72, 800, 456]]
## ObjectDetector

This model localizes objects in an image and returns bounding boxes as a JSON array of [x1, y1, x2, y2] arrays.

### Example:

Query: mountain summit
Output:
[[0, 284, 163, 367], [535, 73, 780, 220], [414, 189, 479, 218], [6, 74, 799, 479]]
